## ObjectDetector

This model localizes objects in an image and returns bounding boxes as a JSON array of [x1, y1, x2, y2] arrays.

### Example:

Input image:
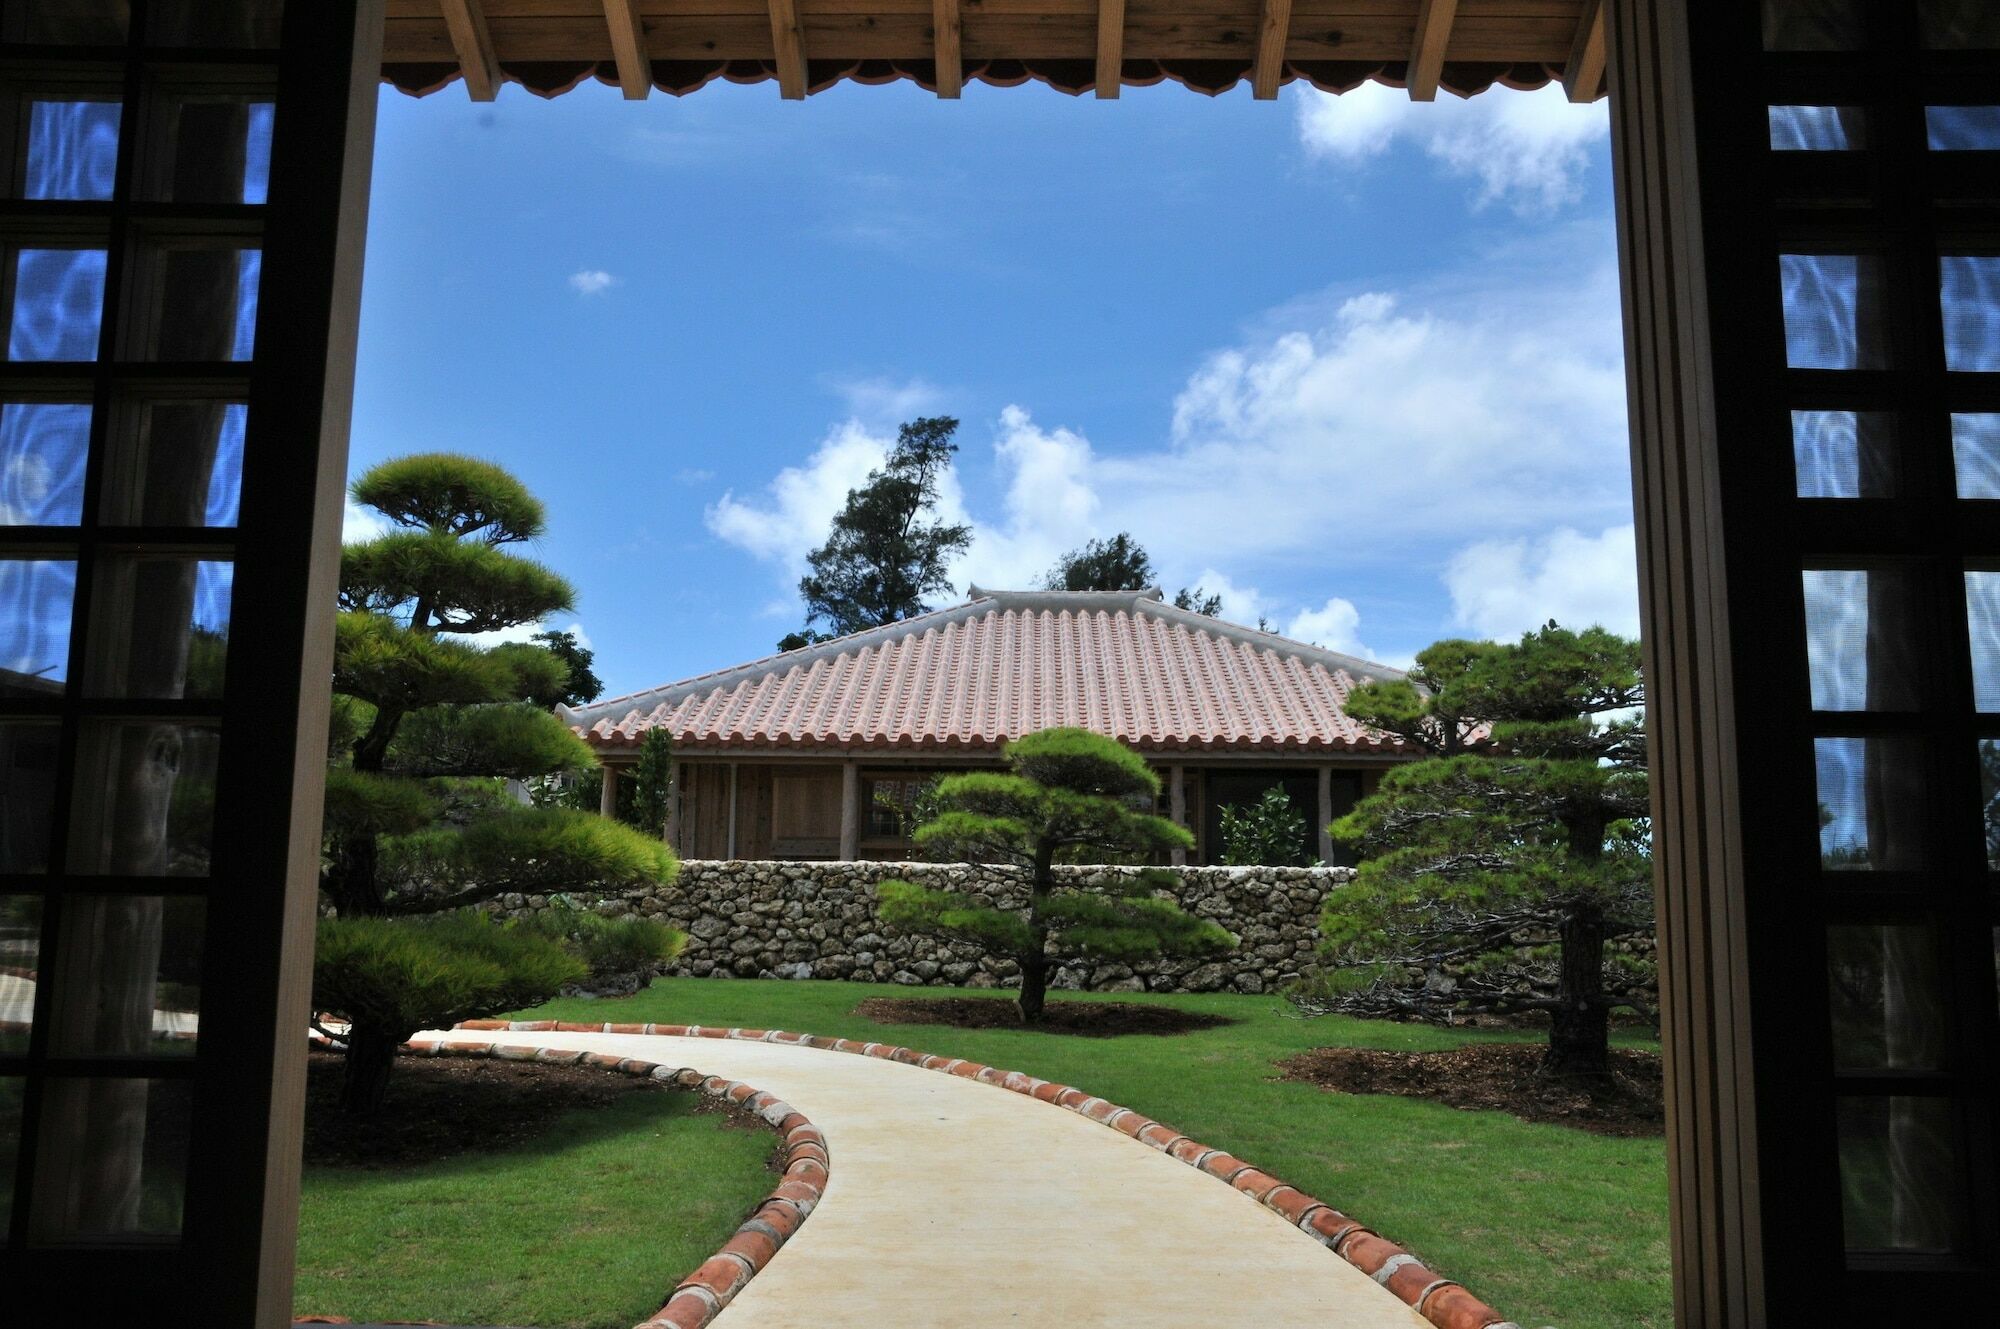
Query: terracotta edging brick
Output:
[[453, 1019, 1518, 1329], [398, 1034, 829, 1329]]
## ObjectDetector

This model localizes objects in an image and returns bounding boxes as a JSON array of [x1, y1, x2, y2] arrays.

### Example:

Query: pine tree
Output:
[[1040, 530, 1222, 615], [876, 728, 1232, 1022]]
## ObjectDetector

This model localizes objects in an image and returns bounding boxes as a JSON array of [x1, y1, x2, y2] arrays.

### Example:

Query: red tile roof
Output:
[[564, 588, 1411, 756]]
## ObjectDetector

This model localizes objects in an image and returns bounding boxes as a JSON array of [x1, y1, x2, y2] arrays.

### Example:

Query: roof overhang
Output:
[[384, 0, 1610, 103]]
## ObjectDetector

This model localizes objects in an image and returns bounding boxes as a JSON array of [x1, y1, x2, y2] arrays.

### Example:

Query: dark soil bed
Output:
[[854, 995, 1233, 1037], [1277, 1043, 1664, 1137], [302, 1050, 763, 1168]]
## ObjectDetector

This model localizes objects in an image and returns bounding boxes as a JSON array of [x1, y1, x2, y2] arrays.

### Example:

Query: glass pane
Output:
[[0, 3, 128, 44], [1968, 570, 2000, 709], [30, 1077, 192, 1243], [1815, 737, 1925, 870], [1952, 415, 2000, 497], [1794, 410, 1896, 498], [19, 98, 120, 201], [101, 401, 245, 527], [67, 722, 219, 877], [0, 558, 76, 689], [128, 243, 259, 361], [0, 401, 90, 526], [45, 897, 201, 1055], [1763, 0, 1866, 50], [1804, 568, 1922, 711], [84, 559, 231, 700], [1770, 106, 1865, 151], [1837, 1097, 1966, 1254], [143, 98, 276, 205], [0, 723, 59, 871], [1827, 924, 1947, 1069], [1783, 254, 1889, 370], [0, 896, 41, 1051], [1928, 107, 2000, 150], [6, 248, 106, 362], [148, 0, 285, 48], [1920, 0, 2000, 48], [1941, 256, 2000, 372]]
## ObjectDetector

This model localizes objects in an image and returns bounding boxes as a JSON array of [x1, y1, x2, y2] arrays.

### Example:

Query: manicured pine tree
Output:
[[876, 727, 1233, 1023]]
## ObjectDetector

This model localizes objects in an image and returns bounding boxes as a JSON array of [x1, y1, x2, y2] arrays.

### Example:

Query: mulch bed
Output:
[[1276, 1043, 1665, 1137], [302, 1049, 764, 1169], [854, 995, 1233, 1037]]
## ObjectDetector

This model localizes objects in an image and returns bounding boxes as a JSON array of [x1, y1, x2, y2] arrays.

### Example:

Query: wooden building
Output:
[[564, 588, 1416, 863]]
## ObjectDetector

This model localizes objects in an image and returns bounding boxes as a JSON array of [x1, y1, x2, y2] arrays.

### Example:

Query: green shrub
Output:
[[520, 903, 687, 981], [1218, 785, 1312, 867]]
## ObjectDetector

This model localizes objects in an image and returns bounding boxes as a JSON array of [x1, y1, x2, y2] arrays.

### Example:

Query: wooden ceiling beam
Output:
[[1562, 0, 1607, 103], [439, 0, 501, 102], [934, 0, 963, 99], [603, 0, 651, 100], [1251, 0, 1292, 101], [768, 0, 809, 100], [1406, 0, 1458, 102], [1095, 0, 1125, 100]]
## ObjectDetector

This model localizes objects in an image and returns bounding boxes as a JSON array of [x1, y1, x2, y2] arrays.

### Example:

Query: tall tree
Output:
[[876, 728, 1232, 1022], [530, 628, 603, 707], [1316, 624, 1653, 1076], [793, 416, 971, 639], [1041, 530, 1222, 615]]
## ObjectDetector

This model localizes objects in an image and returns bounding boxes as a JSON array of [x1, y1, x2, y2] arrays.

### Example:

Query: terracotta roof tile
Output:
[[564, 589, 1411, 756]]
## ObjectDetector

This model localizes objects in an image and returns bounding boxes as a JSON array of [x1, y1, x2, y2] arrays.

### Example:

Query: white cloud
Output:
[[1286, 596, 1373, 658], [342, 496, 390, 543], [827, 376, 946, 429], [1443, 523, 1640, 641], [568, 269, 618, 296], [1296, 82, 1609, 214], [464, 619, 593, 651], [705, 421, 888, 570]]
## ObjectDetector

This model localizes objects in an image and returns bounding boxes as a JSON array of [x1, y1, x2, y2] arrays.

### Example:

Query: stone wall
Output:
[[500, 860, 1351, 995]]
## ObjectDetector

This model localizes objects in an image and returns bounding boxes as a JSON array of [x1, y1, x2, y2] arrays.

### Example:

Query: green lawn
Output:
[[527, 978, 1670, 1329], [295, 1088, 774, 1329]]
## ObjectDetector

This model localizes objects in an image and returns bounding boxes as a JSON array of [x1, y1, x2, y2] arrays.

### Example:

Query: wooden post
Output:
[[726, 762, 740, 858], [839, 760, 860, 861], [664, 771, 680, 847], [1316, 766, 1335, 865], [1168, 764, 1187, 866], [599, 763, 619, 818]]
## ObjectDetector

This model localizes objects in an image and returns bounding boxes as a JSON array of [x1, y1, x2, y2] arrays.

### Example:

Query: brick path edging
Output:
[[455, 1019, 1518, 1329], [399, 1036, 831, 1329]]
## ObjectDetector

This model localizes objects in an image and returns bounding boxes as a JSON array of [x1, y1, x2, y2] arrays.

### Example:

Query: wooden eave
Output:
[[381, 0, 1611, 102]]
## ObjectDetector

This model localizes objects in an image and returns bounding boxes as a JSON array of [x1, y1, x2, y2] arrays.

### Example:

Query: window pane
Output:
[[101, 401, 246, 528], [1793, 410, 1896, 498], [20, 98, 120, 201], [1920, 0, 2000, 48], [0, 723, 59, 871], [84, 559, 231, 700], [1952, 414, 2000, 497], [1941, 256, 2000, 372], [1827, 924, 1947, 1069], [30, 1077, 192, 1243], [0, 558, 76, 689], [0, 896, 41, 1051], [143, 98, 276, 205], [1815, 737, 1925, 870], [127, 243, 259, 361], [1928, 107, 2000, 150], [6, 248, 106, 362], [1782, 254, 1889, 370], [1804, 568, 1921, 711], [45, 896, 201, 1055], [67, 722, 219, 877], [1770, 106, 1865, 151], [1967, 570, 2000, 709], [1837, 1097, 1967, 1254], [0, 3, 127, 44], [1763, 0, 1867, 50], [0, 401, 90, 526], [147, 0, 285, 48]]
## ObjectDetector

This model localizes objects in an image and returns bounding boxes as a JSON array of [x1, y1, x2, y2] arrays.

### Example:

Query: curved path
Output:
[[429, 1026, 1433, 1328]]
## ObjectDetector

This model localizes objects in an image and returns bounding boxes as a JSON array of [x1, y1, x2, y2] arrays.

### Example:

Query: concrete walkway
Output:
[[430, 1027, 1432, 1328]]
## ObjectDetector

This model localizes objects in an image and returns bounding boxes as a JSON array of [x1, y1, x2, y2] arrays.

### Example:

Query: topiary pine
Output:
[[876, 727, 1233, 1023]]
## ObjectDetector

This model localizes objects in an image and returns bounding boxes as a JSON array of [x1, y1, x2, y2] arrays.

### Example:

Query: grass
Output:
[[294, 1087, 775, 1329], [526, 979, 1671, 1329]]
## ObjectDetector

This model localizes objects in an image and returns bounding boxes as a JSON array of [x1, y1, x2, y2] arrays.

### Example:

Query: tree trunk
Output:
[[340, 1025, 404, 1116], [1544, 904, 1610, 1076], [1016, 865, 1052, 1024]]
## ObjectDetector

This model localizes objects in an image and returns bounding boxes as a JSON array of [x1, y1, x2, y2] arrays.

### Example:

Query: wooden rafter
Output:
[[933, 0, 963, 99], [1562, 0, 1607, 103], [768, 0, 809, 100], [1095, 0, 1125, 100], [439, 0, 501, 102], [603, 0, 650, 100], [1406, 0, 1458, 102], [1252, 0, 1292, 101]]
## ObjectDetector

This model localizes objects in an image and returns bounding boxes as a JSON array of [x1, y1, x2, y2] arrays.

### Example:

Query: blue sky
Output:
[[348, 77, 1632, 700]]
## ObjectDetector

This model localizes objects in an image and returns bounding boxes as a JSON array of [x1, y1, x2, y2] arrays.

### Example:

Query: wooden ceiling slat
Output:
[[935, 0, 964, 96], [440, 0, 504, 100], [1561, 0, 1604, 102], [768, 0, 809, 97], [603, 0, 651, 97], [1095, 0, 1125, 98], [1406, 0, 1456, 100], [1252, 0, 1291, 99]]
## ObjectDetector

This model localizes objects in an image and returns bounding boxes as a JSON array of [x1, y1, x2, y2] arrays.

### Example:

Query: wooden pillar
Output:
[[1168, 764, 1187, 866], [726, 762, 740, 859], [598, 763, 619, 818], [1316, 766, 1335, 865], [839, 760, 860, 861], [664, 773, 680, 847]]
